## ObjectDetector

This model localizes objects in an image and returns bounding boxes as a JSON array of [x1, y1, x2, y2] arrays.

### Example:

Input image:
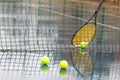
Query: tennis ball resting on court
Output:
[[41, 56, 50, 65], [80, 42, 87, 49], [59, 60, 68, 69]]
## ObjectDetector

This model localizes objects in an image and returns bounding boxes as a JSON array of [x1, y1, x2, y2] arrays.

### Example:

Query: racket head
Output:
[[72, 48, 94, 76], [72, 22, 96, 46]]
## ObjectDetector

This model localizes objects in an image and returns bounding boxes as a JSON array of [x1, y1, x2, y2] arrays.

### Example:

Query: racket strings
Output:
[[72, 23, 96, 45]]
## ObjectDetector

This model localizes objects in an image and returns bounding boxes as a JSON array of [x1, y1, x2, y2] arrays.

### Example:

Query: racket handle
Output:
[[95, 0, 105, 14]]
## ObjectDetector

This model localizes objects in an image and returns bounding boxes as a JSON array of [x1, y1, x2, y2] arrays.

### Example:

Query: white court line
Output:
[[56, 1, 120, 18], [24, 4, 120, 30], [31, 1, 120, 18], [41, 8, 120, 30], [1, 3, 120, 30]]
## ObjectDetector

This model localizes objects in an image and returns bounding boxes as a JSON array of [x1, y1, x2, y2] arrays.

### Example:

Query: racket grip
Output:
[[95, 0, 105, 14]]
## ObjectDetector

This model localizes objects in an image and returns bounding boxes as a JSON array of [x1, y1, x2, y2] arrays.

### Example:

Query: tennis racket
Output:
[[71, 0, 105, 77], [72, 0, 105, 46]]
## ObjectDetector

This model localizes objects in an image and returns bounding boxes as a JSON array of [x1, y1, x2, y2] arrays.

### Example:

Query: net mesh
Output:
[[0, 0, 120, 80]]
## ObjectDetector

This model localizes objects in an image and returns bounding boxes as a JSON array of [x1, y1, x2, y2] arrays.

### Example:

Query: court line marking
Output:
[[28, 4, 120, 30], [43, 1, 120, 18], [4, 3, 120, 30], [45, 10, 120, 30], [42, 9, 120, 30]]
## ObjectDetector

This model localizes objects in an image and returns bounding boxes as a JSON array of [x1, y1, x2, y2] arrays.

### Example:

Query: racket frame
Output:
[[71, 0, 105, 77]]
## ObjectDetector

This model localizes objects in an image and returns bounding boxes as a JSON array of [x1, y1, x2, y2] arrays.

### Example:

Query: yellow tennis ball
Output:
[[59, 60, 68, 69], [80, 42, 87, 49], [41, 56, 50, 65]]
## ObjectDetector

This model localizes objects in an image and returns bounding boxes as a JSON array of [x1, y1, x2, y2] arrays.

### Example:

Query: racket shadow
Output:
[[70, 47, 94, 77]]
